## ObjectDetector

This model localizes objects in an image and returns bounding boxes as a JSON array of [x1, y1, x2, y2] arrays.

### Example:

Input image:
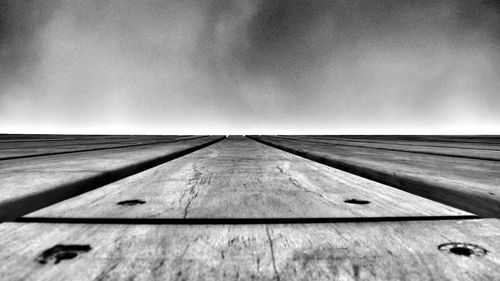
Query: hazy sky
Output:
[[1, 0, 499, 134]]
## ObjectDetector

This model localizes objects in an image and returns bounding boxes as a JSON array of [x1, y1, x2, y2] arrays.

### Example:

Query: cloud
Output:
[[1, 0, 499, 134]]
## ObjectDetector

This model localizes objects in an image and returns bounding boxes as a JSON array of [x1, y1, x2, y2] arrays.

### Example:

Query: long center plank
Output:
[[26, 136, 471, 219], [0, 219, 498, 280]]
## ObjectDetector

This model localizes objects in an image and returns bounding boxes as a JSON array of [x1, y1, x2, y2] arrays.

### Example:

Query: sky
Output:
[[1, 0, 499, 134]]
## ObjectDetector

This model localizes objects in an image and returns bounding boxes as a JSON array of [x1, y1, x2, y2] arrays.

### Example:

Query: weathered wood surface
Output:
[[0, 219, 498, 280], [0, 135, 204, 160], [2, 134, 499, 280], [26, 136, 470, 219], [250, 136, 500, 218], [273, 136, 500, 161], [0, 136, 224, 221]]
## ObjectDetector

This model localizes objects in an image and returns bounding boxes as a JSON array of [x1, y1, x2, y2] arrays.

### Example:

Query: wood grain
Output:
[[0, 136, 223, 221], [250, 136, 500, 217], [27, 136, 470, 219], [0, 219, 498, 280]]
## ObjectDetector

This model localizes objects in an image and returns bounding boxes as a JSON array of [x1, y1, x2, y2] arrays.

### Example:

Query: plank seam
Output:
[[14, 215, 479, 224]]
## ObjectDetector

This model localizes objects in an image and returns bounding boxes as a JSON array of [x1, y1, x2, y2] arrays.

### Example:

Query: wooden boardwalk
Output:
[[0, 135, 499, 280]]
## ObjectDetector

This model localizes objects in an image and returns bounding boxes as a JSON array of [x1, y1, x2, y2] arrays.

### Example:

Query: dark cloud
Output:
[[1, 0, 499, 134], [0, 1, 60, 83]]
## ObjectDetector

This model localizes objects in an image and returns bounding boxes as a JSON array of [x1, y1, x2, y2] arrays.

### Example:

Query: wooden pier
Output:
[[0, 135, 499, 280]]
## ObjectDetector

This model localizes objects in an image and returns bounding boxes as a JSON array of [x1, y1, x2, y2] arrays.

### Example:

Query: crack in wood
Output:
[[180, 165, 204, 218], [266, 225, 281, 281], [276, 165, 332, 203]]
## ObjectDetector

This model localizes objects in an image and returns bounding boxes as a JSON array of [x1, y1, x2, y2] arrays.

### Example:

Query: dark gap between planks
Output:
[[15, 215, 479, 225]]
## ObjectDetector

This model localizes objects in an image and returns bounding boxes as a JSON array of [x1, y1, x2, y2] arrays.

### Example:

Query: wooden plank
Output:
[[26, 136, 470, 219], [273, 136, 500, 161], [0, 134, 195, 143], [300, 135, 500, 150], [302, 135, 500, 144], [0, 134, 132, 142], [268, 219, 500, 281], [0, 135, 197, 146], [250, 136, 500, 217], [0, 219, 498, 280], [0, 135, 205, 160], [0, 136, 186, 147], [0, 136, 224, 221]]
